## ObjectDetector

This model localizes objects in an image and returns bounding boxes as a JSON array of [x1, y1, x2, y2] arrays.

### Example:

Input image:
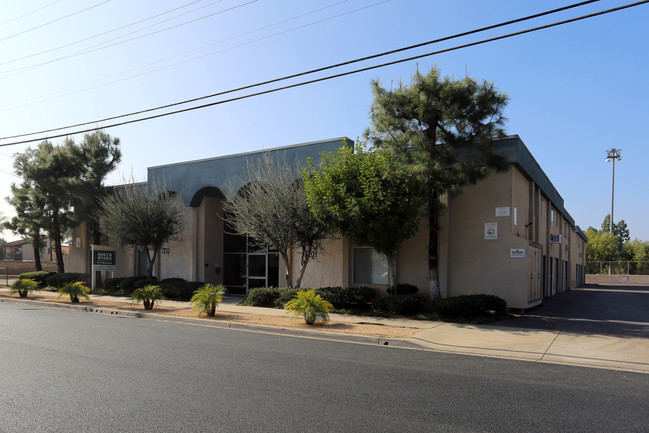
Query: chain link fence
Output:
[[587, 261, 649, 275]]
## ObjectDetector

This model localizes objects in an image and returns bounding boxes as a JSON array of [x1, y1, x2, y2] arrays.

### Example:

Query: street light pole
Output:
[[605, 148, 622, 234]]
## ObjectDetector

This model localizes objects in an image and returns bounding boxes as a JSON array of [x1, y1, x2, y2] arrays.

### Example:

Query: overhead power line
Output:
[[0, 0, 602, 141], [0, 0, 63, 27], [0, 0, 381, 112], [0, 1, 110, 44], [1, 0, 646, 147]]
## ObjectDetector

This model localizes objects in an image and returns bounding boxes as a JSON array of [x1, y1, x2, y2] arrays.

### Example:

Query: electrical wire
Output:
[[0, 0, 257, 78], [0, 0, 63, 27], [1, 0, 646, 147], [0, 0, 603, 140], [0, 0, 203, 68], [0, 0, 376, 112], [0, 1, 110, 44]]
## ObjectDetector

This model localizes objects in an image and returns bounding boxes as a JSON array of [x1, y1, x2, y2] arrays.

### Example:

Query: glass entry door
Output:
[[223, 214, 279, 294]]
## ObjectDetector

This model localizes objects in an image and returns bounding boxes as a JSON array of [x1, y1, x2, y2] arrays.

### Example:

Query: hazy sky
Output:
[[0, 0, 647, 241]]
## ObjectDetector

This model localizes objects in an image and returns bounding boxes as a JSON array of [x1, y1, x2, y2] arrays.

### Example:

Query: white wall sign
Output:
[[484, 222, 498, 240], [495, 207, 510, 217], [510, 248, 526, 258]]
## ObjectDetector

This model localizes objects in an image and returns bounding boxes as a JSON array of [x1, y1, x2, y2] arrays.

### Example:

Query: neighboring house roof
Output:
[[5, 239, 30, 248]]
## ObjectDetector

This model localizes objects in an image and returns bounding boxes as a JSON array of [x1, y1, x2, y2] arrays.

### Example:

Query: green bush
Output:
[[46, 273, 88, 289], [10, 278, 41, 298], [314, 286, 376, 309], [191, 284, 227, 317], [161, 280, 204, 301], [119, 276, 149, 295], [286, 289, 333, 325], [132, 277, 158, 290], [247, 287, 285, 307], [433, 294, 507, 318], [372, 295, 423, 315], [387, 283, 419, 296], [274, 288, 299, 308], [104, 277, 127, 293], [130, 285, 165, 310], [58, 281, 90, 303], [18, 271, 56, 288]]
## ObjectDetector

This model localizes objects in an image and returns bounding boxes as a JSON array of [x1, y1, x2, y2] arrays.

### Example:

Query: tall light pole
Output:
[[605, 148, 622, 234]]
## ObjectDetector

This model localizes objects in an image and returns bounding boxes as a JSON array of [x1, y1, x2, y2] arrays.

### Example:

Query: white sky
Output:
[[0, 0, 647, 241]]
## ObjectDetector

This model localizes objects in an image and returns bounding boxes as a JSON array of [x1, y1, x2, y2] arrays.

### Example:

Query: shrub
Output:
[[191, 284, 226, 317], [132, 278, 159, 290], [372, 295, 423, 315], [433, 294, 507, 318], [46, 273, 88, 289], [247, 287, 284, 307], [58, 281, 90, 303], [10, 278, 41, 298], [104, 277, 127, 293], [18, 271, 56, 288], [161, 280, 204, 301], [130, 285, 165, 310], [387, 283, 419, 296], [286, 289, 333, 325], [119, 276, 149, 295], [274, 288, 299, 308], [314, 286, 376, 309]]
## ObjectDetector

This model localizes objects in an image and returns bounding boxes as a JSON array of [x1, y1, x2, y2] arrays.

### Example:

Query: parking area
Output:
[[495, 284, 649, 338]]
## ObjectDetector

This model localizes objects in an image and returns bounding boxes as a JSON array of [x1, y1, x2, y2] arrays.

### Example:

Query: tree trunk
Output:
[[279, 250, 293, 289], [294, 245, 312, 290], [52, 212, 65, 273], [428, 198, 441, 299], [386, 252, 398, 294], [92, 217, 102, 288], [32, 233, 43, 272], [146, 248, 158, 279]]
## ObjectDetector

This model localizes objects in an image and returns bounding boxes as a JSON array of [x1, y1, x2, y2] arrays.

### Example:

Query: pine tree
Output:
[[366, 68, 508, 298]]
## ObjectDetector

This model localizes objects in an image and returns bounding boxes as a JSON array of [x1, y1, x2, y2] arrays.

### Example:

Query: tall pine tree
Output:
[[366, 68, 508, 298]]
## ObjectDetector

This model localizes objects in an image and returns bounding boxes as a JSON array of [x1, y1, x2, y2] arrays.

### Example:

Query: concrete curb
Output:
[[0, 296, 419, 350]]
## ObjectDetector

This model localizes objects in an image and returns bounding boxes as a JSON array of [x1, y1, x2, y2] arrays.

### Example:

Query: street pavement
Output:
[[2, 283, 648, 373]]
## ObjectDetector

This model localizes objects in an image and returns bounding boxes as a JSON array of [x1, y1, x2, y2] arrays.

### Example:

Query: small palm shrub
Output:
[[191, 284, 226, 317], [11, 278, 41, 298], [286, 289, 333, 325], [58, 281, 90, 303], [130, 285, 165, 310]]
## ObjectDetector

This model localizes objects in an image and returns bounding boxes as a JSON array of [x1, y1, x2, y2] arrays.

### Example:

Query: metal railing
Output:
[[587, 261, 649, 275]]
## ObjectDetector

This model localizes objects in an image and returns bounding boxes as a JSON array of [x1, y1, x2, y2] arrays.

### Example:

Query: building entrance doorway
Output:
[[222, 214, 279, 294]]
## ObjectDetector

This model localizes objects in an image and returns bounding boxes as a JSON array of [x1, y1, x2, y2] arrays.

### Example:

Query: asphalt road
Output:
[[1, 301, 648, 433]]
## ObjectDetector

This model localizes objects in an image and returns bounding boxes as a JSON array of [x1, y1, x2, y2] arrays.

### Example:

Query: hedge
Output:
[[433, 294, 507, 318], [18, 271, 56, 288], [45, 273, 89, 288]]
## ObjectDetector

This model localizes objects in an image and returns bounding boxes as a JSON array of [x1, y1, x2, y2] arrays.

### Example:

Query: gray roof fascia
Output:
[[147, 137, 352, 204], [493, 135, 576, 227]]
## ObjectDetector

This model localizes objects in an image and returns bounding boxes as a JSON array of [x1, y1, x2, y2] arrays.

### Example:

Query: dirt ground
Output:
[[0, 293, 419, 339]]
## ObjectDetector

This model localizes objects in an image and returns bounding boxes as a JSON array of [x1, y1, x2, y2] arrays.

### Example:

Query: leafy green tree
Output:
[[14, 141, 77, 272], [66, 131, 121, 245], [303, 142, 425, 289], [601, 214, 629, 254], [98, 180, 186, 279], [225, 152, 331, 289], [366, 67, 508, 298], [585, 227, 619, 262], [4, 180, 48, 270]]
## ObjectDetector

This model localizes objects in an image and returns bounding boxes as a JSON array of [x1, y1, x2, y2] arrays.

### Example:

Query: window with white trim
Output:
[[353, 247, 388, 284]]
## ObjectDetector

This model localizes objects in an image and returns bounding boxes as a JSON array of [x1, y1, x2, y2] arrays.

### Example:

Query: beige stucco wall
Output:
[[157, 205, 195, 281], [291, 236, 350, 289]]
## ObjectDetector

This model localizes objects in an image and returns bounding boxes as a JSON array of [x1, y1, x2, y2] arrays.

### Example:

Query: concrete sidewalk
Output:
[[2, 286, 648, 374]]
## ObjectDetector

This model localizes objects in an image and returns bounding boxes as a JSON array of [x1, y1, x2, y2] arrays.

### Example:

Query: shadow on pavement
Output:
[[493, 284, 649, 338]]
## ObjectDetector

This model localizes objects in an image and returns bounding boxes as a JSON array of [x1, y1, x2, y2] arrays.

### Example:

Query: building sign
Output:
[[484, 222, 498, 240], [495, 207, 510, 217], [550, 234, 562, 244], [161, 248, 170, 254], [92, 248, 116, 270], [510, 248, 526, 258]]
